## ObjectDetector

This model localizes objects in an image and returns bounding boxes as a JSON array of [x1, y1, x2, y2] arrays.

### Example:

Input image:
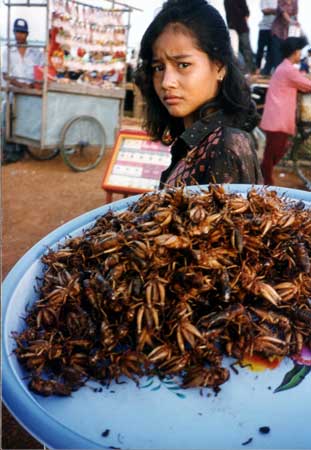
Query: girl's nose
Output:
[[161, 67, 178, 89]]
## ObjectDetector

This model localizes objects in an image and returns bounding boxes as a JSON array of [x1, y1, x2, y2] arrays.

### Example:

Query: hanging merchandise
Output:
[[48, 0, 129, 87]]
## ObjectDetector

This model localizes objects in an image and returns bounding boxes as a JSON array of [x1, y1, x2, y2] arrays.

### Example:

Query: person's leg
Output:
[[260, 131, 289, 185], [270, 35, 284, 71], [261, 30, 273, 75], [1, 100, 25, 164], [256, 29, 267, 71], [239, 31, 255, 73], [272, 134, 291, 166], [262, 31, 273, 75], [229, 28, 239, 58], [1, 99, 5, 142]]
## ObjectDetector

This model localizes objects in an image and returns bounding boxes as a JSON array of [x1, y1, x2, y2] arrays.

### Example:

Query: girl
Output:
[[135, 0, 263, 187]]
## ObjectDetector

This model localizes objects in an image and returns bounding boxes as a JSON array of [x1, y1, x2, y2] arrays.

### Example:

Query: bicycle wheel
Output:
[[60, 116, 106, 172], [292, 134, 311, 191], [26, 146, 59, 161]]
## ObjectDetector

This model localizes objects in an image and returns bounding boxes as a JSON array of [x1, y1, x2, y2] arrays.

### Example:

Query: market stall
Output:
[[3, 0, 141, 171]]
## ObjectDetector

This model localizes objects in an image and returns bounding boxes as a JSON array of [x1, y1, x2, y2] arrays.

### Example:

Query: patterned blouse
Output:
[[160, 111, 263, 188], [271, 0, 298, 40]]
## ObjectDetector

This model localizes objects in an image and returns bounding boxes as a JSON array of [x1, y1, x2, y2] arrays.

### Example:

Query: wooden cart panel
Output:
[[12, 87, 125, 147], [14, 95, 42, 142]]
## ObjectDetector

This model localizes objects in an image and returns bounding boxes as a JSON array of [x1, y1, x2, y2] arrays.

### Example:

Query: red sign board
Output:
[[102, 130, 171, 195]]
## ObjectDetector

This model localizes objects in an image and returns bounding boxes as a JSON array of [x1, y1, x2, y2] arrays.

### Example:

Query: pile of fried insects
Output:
[[13, 185, 311, 396]]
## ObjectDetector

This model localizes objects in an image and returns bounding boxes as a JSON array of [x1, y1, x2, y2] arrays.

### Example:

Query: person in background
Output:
[[256, 0, 277, 76], [135, 0, 263, 187], [223, 0, 255, 74], [260, 36, 311, 185], [2, 18, 44, 88], [1, 18, 44, 164], [270, 0, 299, 71], [299, 47, 311, 74], [307, 47, 311, 72], [228, 29, 239, 59], [300, 55, 309, 74], [126, 49, 137, 82]]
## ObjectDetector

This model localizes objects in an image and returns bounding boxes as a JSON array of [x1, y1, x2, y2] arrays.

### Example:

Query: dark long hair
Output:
[[135, 0, 258, 143]]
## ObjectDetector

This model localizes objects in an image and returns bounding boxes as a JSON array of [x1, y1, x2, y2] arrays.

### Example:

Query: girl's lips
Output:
[[163, 96, 182, 105]]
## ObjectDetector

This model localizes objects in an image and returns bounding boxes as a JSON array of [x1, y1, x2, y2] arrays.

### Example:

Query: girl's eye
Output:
[[152, 64, 164, 73], [178, 62, 190, 69]]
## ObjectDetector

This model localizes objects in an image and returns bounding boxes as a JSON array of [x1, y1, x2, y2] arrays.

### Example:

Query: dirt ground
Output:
[[1, 128, 308, 449]]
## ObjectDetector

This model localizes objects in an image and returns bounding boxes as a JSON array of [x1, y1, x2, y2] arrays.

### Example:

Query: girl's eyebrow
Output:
[[152, 53, 193, 63]]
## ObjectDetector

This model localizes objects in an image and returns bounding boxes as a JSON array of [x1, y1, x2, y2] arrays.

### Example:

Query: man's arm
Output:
[[2, 71, 34, 88], [1, 48, 33, 88], [278, 0, 299, 24], [262, 8, 277, 15], [5, 76, 33, 88], [239, 0, 250, 18], [223, 0, 230, 21]]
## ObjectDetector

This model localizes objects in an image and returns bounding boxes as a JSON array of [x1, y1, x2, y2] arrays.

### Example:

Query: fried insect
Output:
[[13, 185, 311, 396]]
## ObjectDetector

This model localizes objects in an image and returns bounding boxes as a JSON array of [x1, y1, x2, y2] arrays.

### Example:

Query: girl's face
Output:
[[152, 26, 223, 128]]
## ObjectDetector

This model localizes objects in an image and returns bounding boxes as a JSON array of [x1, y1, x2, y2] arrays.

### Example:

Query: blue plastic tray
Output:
[[2, 185, 311, 449]]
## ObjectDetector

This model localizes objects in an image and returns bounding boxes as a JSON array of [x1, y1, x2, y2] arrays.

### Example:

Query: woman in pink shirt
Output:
[[260, 36, 311, 184]]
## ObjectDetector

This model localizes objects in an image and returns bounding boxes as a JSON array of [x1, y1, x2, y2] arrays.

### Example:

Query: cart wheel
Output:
[[60, 115, 106, 172], [26, 147, 59, 161], [294, 157, 311, 191], [292, 134, 311, 191]]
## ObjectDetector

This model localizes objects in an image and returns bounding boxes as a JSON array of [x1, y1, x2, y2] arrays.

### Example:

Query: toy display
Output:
[[47, 0, 128, 86]]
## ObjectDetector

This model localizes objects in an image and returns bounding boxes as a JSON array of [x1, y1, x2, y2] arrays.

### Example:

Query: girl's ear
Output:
[[216, 64, 227, 81]]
